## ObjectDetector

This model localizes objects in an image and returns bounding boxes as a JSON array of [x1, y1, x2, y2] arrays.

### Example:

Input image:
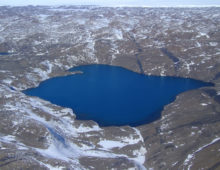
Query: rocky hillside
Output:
[[0, 6, 219, 169]]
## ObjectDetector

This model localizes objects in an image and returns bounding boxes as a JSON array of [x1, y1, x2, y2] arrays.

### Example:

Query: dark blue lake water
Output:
[[24, 65, 213, 126], [0, 52, 10, 55]]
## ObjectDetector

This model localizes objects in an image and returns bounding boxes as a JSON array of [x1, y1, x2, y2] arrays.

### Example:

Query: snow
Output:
[[75, 124, 102, 133], [131, 146, 147, 164], [33, 68, 50, 80], [196, 32, 210, 38], [98, 140, 127, 149], [195, 137, 220, 153], [184, 61, 195, 73], [160, 68, 166, 76], [5, 94, 12, 98], [190, 132, 195, 136], [209, 42, 218, 47], [0, 134, 28, 150], [2, 79, 12, 85], [113, 29, 123, 40], [0, 84, 147, 168], [120, 134, 141, 145], [0, 135, 16, 142], [60, 108, 74, 115], [160, 123, 169, 131], [36, 53, 45, 56], [183, 137, 220, 169], [0, 70, 8, 73], [196, 42, 201, 48], [172, 161, 178, 166], [33, 157, 66, 170], [184, 154, 193, 166], [38, 14, 50, 21], [36, 139, 80, 162]]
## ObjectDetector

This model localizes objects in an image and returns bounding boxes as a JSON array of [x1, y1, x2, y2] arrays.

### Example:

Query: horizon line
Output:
[[1, 4, 220, 8]]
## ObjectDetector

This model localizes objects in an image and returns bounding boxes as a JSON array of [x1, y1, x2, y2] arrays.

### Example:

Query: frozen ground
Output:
[[0, 6, 219, 169]]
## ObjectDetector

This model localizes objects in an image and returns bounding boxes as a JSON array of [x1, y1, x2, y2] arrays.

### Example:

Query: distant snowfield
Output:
[[0, 0, 220, 7]]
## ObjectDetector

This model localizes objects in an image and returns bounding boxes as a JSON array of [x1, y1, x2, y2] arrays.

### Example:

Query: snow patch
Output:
[[98, 140, 127, 149], [2, 79, 12, 85], [183, 137, 220, 169], [36, 139, 79, 162], [209, 42, 218, 47], [33, 68, 50, 80], [113, 29, 123, 40], [131, 146, 147, 164], [75, 124, 102, 133]]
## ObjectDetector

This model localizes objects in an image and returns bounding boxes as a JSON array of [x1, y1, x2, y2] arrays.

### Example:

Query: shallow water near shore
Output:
[[24, 64, 213, 126]]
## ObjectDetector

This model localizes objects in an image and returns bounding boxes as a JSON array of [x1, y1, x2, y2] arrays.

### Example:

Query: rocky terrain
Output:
[[0, 6, 220, 169]]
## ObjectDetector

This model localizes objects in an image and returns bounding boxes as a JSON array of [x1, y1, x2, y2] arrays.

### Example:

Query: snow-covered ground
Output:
[[0, 84, 147, 169]]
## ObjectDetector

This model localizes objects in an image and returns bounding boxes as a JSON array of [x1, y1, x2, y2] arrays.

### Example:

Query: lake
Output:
[[23, 64, 213, 126], [0, 52, 10, 55]]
